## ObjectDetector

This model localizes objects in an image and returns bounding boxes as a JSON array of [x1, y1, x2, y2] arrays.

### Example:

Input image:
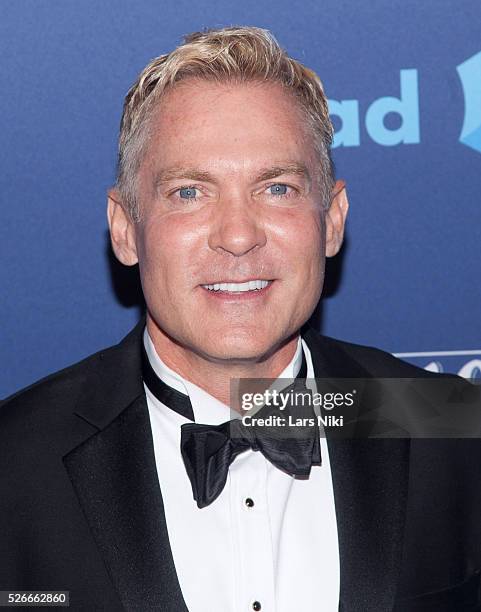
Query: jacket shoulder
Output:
[[1, 320, 143, 428], [1, 347, 107, 429]]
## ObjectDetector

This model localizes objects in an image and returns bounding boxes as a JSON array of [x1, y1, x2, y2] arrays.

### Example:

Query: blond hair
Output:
[[116, 26, 334, 221]]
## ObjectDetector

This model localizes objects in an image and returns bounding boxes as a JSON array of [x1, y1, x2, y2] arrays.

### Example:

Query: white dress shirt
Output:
[[144, 328, 340, 612]]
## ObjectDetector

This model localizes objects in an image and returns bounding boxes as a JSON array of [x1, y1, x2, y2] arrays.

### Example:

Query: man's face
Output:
[[125, 80, 331, 361]]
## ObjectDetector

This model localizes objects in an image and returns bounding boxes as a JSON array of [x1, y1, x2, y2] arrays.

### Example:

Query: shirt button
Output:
[[252, 601, 261, 611], [245, 497, 255, 508]]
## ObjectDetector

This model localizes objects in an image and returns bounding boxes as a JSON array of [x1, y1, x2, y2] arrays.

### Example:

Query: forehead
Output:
[[140, 78, 317, 174]]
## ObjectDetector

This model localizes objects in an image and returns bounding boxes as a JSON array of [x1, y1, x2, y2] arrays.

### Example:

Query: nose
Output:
[[207, 196, 267, 257]]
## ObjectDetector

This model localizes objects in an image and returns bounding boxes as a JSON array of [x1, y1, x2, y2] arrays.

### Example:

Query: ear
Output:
[[107, 189, 139, 266], [325, 179, 349, 257]]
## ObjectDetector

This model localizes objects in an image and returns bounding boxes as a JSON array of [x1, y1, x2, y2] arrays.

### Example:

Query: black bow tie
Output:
[[142, 341, 321, 508]]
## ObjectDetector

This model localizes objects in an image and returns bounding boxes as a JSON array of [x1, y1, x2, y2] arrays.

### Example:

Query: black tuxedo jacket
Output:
[[1, 319, 480, 611]]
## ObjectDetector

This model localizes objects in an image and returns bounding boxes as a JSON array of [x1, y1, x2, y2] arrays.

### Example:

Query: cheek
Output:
[[137, 215, 203, 292], [290, 212, 325, 304], [295, 213, 326, 309], [277, 207, 325, 267]]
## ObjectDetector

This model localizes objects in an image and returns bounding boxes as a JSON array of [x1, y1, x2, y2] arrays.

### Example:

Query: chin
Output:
[[197, 332, 278, 362]]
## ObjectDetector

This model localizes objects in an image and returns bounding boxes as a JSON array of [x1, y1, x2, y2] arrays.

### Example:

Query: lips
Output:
[[201, 279, 271, 292]]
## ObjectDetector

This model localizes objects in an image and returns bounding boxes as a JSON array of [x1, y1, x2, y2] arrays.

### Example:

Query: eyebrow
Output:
[[153, 162, 312, 189], [257, 163, 311, 185]]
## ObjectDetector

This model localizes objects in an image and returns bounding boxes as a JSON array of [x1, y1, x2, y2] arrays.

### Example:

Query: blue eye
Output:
[[179, 186, 198, 199], [269, 184, 288, 196]]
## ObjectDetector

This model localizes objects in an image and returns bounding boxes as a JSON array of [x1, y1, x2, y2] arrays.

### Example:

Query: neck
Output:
[[146, 316, 300, 407]]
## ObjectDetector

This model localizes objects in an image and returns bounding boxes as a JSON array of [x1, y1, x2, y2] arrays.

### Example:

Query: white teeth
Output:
[[202, 280, 270, 292]]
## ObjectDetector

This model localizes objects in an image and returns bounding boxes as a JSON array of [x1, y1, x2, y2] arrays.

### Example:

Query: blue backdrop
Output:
[[2, 0, 480, 397]]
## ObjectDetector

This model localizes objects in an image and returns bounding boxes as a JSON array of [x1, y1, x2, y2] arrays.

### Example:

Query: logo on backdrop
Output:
[[393, 350, 481, 379], [329, 50, 481, 153], [329, 69, 420, 148], [456, 50, 481, 153]]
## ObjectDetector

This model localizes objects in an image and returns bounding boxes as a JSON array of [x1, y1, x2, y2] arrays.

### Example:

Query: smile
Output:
[[201, 279, 271, 292]]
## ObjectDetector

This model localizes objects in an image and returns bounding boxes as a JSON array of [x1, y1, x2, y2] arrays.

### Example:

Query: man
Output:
[[1, 26, 480, 612]]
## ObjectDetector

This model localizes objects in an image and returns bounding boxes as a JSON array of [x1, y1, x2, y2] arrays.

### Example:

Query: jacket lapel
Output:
[[63, 318, 188, 611], [303, 326, 410, 612]]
